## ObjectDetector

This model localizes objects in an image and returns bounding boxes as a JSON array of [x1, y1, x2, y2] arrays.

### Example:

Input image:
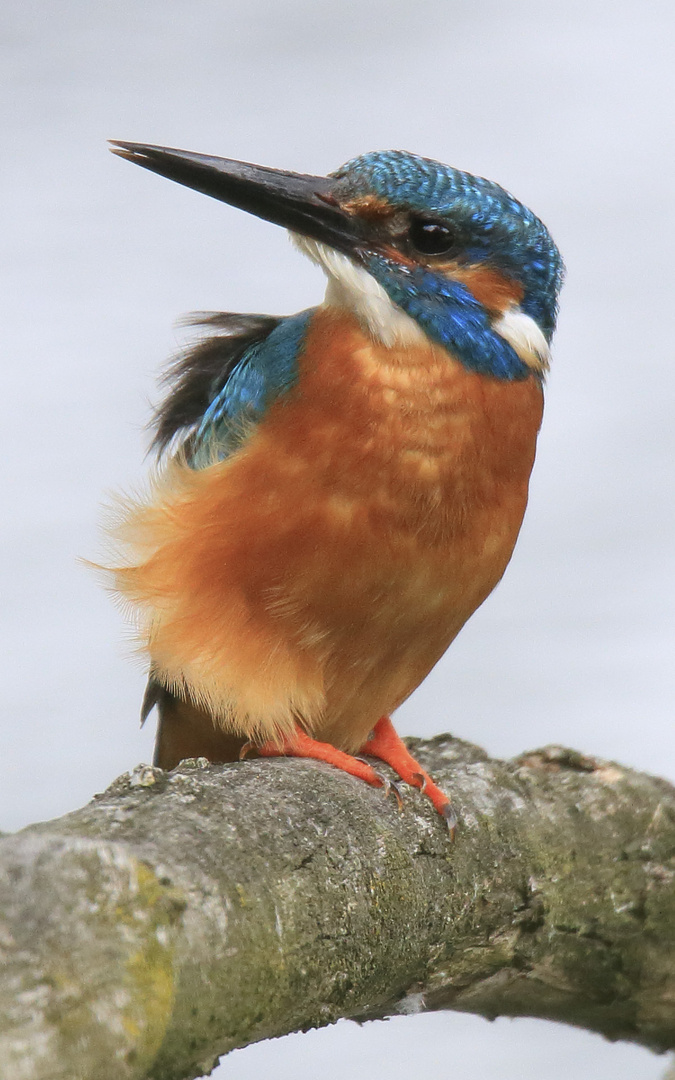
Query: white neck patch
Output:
[[291, 234, 427, 348], [492, 306, 551, 373]]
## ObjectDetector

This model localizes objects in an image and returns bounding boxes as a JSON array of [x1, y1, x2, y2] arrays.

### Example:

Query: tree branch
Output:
[[1, 736, 674, 1080]]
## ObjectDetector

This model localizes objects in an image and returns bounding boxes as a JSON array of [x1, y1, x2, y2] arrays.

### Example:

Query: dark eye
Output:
[[408, 217, 456, 256]]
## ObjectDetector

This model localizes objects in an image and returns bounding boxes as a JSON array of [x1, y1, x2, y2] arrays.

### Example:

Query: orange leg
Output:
[[359, 716, 457, 834], [243, 725, 387, 790]]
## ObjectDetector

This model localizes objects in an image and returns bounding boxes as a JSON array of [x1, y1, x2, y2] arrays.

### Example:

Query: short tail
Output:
[[142, 675, 247, 770]]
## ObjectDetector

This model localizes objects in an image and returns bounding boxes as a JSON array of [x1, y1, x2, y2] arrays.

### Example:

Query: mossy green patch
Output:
[[119, 861, 184, 1065]]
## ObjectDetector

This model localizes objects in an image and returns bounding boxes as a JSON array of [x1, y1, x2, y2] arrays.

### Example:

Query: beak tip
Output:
[[109, 140, 136, 163], [108, 139, 157, 165]]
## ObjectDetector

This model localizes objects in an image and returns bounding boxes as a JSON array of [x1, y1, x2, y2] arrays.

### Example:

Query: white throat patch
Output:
[[290, 234, 427, 348]]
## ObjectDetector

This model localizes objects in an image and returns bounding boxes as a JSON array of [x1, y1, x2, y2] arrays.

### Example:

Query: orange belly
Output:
[[113, 307, 543, 751]]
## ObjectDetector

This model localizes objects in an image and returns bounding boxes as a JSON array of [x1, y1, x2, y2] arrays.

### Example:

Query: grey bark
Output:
[[1, 735, 674, 1080]]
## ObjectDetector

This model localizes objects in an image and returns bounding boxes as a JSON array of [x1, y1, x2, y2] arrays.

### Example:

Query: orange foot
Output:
[[359, 716, 457, 835], [242, 726, 388, 790], [243, 719, 456, 836]]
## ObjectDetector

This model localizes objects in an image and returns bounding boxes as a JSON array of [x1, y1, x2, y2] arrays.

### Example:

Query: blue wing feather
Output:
[[190, 308, 315, 466]]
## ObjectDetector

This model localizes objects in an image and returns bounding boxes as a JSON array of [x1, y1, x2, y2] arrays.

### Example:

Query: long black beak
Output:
[[110, 141, 366, 256]]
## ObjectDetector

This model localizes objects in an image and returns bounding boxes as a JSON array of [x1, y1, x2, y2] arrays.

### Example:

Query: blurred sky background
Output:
[[1, 1, 674, 1077]]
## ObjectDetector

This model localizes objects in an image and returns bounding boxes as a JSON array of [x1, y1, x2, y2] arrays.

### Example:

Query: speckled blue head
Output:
[[330, 150, 563, 344]]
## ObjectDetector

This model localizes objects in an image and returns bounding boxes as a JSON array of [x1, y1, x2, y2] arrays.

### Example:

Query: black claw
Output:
[[379, 776, 405, 811], [411, 770, 428, 794], [388, 780, 405, 811], [356, 756, 404, 810], [441, 802, 458, 839]]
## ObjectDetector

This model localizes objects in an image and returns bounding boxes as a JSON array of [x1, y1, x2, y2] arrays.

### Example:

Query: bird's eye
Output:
[[408, 217, 456, 256]]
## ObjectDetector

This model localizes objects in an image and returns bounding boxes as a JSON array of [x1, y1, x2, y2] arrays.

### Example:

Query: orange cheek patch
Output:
[[444, 263, 524, 313]]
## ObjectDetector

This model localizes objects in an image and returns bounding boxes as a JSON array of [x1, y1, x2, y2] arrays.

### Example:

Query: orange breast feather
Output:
[[113, 307, 543, 751]]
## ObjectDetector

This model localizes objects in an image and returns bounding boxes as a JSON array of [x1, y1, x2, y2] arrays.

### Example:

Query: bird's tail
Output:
[[142, 676, 247, 770]]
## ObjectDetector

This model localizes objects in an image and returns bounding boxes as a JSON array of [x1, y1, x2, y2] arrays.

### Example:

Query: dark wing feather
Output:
[[151, 311, 282, 454]]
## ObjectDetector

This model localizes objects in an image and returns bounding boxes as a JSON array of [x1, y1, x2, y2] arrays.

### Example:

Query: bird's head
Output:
[[111, 142, 563, 380]]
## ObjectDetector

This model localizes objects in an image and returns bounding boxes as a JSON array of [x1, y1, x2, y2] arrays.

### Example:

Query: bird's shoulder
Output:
[[151, 308, 316, 461]]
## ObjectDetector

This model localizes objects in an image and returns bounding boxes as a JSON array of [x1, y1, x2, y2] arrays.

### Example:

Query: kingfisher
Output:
[[109, 141, 563, 832]]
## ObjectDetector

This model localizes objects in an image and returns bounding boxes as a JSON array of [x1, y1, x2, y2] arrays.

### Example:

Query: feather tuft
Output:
[[150, 312, 281, 454]]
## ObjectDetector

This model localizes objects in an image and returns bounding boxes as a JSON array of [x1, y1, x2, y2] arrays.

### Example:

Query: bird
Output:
[[108, 140, 563, 832]]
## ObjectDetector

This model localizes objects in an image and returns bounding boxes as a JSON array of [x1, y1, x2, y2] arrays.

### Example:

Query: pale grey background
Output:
[[2, 1, 673, 1077]]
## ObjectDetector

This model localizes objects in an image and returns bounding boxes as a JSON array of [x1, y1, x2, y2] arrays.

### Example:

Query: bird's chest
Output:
[[267, 309, 544, 552], [207, 307, 541, 717]]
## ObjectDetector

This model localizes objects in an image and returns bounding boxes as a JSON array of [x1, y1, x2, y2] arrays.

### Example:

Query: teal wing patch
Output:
[[188, 308, 315, 467], [151, 309, 315, 464]]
